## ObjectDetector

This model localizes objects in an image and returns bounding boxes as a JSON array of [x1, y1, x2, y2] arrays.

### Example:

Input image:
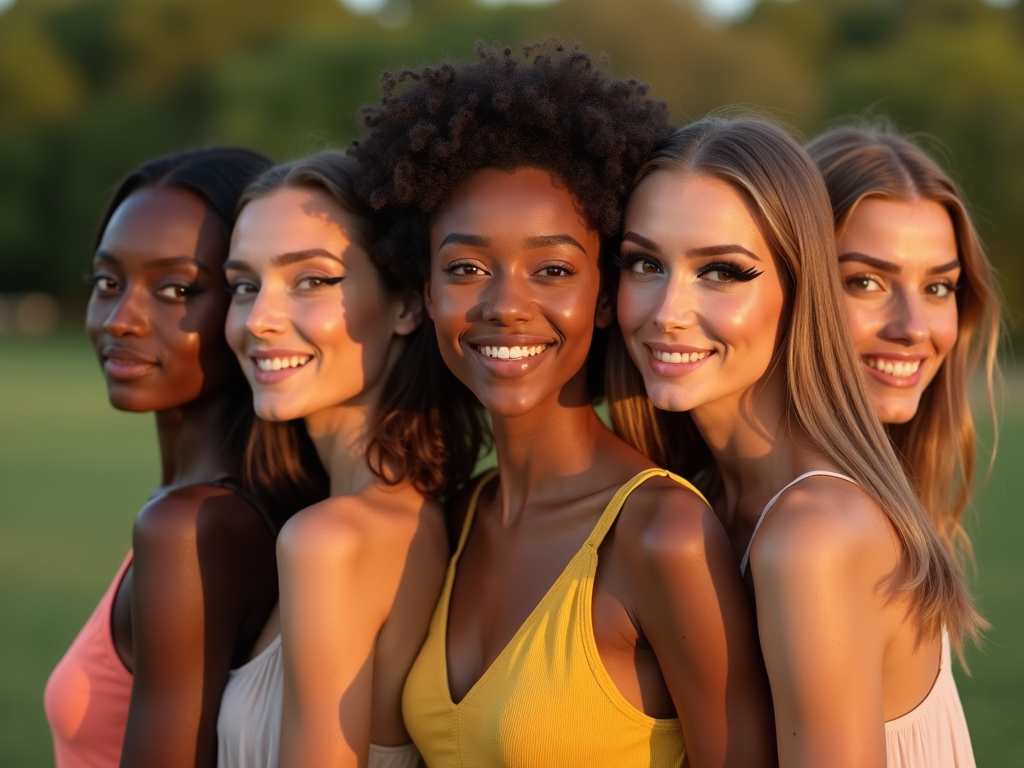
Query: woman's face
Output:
[[225, 187, 419, 422], [427, 167, 606, 418], [837, 197, 960, 424], [85, 186, 235, 412], [616, 172, 787, 414]]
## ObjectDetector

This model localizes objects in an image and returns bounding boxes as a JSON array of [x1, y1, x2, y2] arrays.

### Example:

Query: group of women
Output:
[[44, 41, 1000, 768]]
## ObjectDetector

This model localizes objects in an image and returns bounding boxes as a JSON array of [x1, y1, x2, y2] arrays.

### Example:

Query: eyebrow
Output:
[[438, 233, 588, 254], [223, 249, 343, 272], [622, 232, 761, 261], [838, 252, 961, 276], [94, 251, 213, 274]]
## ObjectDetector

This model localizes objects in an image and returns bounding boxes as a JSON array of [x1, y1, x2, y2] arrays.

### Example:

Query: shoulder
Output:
[[614, 474, 726, 574], [133, 483, 271, 552], [278, 487, 446, 570], [750, 476, 900, 587]]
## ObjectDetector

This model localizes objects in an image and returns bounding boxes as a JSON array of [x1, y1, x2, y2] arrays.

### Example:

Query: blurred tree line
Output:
[[0, 0, 1021, 340]]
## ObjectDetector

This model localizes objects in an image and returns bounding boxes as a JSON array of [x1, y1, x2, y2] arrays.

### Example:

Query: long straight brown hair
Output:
[[239, 151, 486, 502], [806, 125, 1002, 562], [607, 117, 984, 649]]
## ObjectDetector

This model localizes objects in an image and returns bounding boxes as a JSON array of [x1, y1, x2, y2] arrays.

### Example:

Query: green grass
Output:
[[1, 334, 1022, 766]]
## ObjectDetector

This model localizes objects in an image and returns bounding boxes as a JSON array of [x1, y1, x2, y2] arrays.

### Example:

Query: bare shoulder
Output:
[[278, 487, 446, 571], [613, 475, 725, 573], [751, 476, 900, 584], [134, 483, 271, 552]]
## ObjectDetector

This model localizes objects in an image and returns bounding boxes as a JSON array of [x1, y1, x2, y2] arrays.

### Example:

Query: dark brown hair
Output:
[[806, 124, 1003, 561], [607, 117, 983, 649], [239, 151, 486, 498]]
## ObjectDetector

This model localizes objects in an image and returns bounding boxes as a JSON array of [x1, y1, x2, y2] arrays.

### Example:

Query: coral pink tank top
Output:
[[45, 551, 133, 768]]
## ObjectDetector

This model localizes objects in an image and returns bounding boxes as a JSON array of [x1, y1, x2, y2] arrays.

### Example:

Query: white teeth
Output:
[[255, 356, 311, 372], [477, 344, 547, 360], [863, 358, 920, 378], [652, 349, 709, 364]]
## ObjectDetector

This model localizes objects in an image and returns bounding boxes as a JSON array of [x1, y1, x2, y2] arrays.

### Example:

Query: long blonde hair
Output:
[[806, 125, 1002, 561], [607, 117, 984, 648]]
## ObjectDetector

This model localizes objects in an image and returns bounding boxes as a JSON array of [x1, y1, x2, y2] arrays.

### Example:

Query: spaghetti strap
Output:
[[453, 469, 499, 557], [739, 470, 859, 576]]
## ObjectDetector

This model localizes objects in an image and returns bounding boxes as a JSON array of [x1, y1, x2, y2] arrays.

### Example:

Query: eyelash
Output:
[[612, 250, 661, 272], [697, 261, 763, 282], [84, 272, 201, 298]]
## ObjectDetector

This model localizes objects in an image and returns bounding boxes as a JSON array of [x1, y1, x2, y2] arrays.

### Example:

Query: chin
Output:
[[252, 396, 304, 423], [874, 401, 921, 425], [643, 381, 700, 413]]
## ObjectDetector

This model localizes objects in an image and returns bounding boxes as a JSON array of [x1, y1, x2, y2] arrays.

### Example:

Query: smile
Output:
[[255, 355, 311, 372], [862, 357, 921, 379], [474, 344, 548, 360], [652, 350, 710, 364]]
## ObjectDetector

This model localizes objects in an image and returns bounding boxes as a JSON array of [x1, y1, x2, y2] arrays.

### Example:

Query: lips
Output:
[[465, 336, 555, 377], [860, 355, 927, 389], [249, 349, 313, 385], [101, 346, 159, 380], [644, 342, 715, 377]]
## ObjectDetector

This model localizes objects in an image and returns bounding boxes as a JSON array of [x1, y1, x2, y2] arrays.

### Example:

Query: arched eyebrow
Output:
[[839, 252, 961, 276], [622, 232, 761, 261], [223, 249, 343, 272], [94, 250, 213, 274], [438, 233, 587, 254]]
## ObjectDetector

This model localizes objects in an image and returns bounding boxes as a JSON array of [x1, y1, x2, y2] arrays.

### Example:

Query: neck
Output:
[[488, 369, 609, 523], [689, 368, 815, 531], [155, 392, 240, 489], [304, 399, 380, 498]]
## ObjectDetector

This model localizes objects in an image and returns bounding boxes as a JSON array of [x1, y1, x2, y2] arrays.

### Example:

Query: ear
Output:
[[423, 279, 435, 321], [594, 274, 615, 330], [393, 289, 424, 338]]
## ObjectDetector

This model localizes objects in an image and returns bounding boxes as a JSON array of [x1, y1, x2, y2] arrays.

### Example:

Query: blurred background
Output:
[[1, 0, 1022, 765]]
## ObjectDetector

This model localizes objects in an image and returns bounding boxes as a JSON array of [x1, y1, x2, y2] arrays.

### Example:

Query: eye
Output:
[[229, 280, 259, 298], [535, 264, 574, 278], [614, 251, 662, 275], [697, 261, 763, 283], [296, 276, 344, 290], [87, 273, 120, 293], [926, 280, 956, 299], [443, 261, 488, 277], [154, 283, 198, 300], [844, 275, 884, 293]]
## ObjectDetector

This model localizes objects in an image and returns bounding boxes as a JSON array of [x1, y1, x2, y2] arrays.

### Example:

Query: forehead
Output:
[[98, 186, 227, 263], [625, 172, 766, 248], [231, 187, 358, 260], [839, 197, 957, 264], [431, 167, 598, 250]]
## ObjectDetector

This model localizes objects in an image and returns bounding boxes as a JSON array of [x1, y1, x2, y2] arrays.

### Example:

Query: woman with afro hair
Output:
[[339, 42, 776, 768]]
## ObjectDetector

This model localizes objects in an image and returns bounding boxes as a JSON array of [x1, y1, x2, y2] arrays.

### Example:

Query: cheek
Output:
[[705, 288, 782, 353], [225, 303, 248, 358], [616, 281, 650, 334], [842, 297, 883, 352], [930, 304, 959, 358]]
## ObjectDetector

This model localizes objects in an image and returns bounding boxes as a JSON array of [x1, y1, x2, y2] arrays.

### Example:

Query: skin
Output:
[[85, 186, 278, 768], [837, 197, 960, 424], [616, 172, 943, 768], [225, 187, 446, 768], [427, 167, 775, 767]]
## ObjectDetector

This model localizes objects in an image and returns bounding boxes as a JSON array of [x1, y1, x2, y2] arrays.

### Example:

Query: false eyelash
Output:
[[611, 250, 661, 270], [698, 261, 763, 282], [317, 276, 345, 286], [82, 271, 102, 285]]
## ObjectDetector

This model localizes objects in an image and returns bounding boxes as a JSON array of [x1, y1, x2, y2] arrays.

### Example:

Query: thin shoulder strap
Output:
[[585, 467, 710, 551], [739, 470, 859, 576], [453, 468, 500, 558]]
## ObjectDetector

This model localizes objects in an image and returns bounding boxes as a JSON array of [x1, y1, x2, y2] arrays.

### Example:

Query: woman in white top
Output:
[[607, 116, 984, 768], [217, 151, 485, 768], [805, 124, 1003, 767]]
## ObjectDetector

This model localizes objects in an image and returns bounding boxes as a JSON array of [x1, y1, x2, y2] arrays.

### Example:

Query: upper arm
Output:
[[276, 499, 446, 768], [750, 487, 894, 768], [121, 488, 277, 768], [624, 485, 776, 768]]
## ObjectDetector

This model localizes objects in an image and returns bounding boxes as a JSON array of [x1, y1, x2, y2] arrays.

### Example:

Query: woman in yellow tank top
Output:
[[351, 42, 776, 768]]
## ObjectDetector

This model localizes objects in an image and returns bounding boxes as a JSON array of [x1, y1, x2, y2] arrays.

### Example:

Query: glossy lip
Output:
[[248, 348, 314, 385], [101, 345, 160, 380], [463, 334, 556, 379], [860, 353, 928, 390], [643, 341, 715, 378]]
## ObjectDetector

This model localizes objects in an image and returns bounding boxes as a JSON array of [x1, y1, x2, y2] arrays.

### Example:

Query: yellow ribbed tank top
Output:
[[402, 468, 708, 768]]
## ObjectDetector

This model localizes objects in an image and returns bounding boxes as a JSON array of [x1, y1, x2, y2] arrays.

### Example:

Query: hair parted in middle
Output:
[[350, 39, 675, 280], [238, 150, 486, 499], [606, 116, 984, 652]]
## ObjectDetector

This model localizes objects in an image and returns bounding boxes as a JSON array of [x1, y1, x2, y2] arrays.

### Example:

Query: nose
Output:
[[650, 274, 697, 333], [480, 273, 535, 325], [102, 285, 149, 337], [243, 286, 288, 338], [881, 288, 929, 346]]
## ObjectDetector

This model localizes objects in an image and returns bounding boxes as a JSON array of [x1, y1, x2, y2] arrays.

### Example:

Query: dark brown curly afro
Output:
[[350, 40, 674, 282]]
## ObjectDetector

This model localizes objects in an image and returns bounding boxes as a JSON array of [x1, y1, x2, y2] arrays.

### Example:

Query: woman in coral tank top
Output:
[[45, 147, 328, 768]]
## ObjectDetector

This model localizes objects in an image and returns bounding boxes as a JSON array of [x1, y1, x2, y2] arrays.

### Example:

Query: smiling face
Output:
[[836, 196, 960, 424], [616, 172, 787, 414], [85, 186, 235, 412], [426, 167, 606, 418], [224, 187, 419, 423]]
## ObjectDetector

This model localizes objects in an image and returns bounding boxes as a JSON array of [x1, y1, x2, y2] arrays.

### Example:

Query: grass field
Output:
[[1, 333, 1022, 766]]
